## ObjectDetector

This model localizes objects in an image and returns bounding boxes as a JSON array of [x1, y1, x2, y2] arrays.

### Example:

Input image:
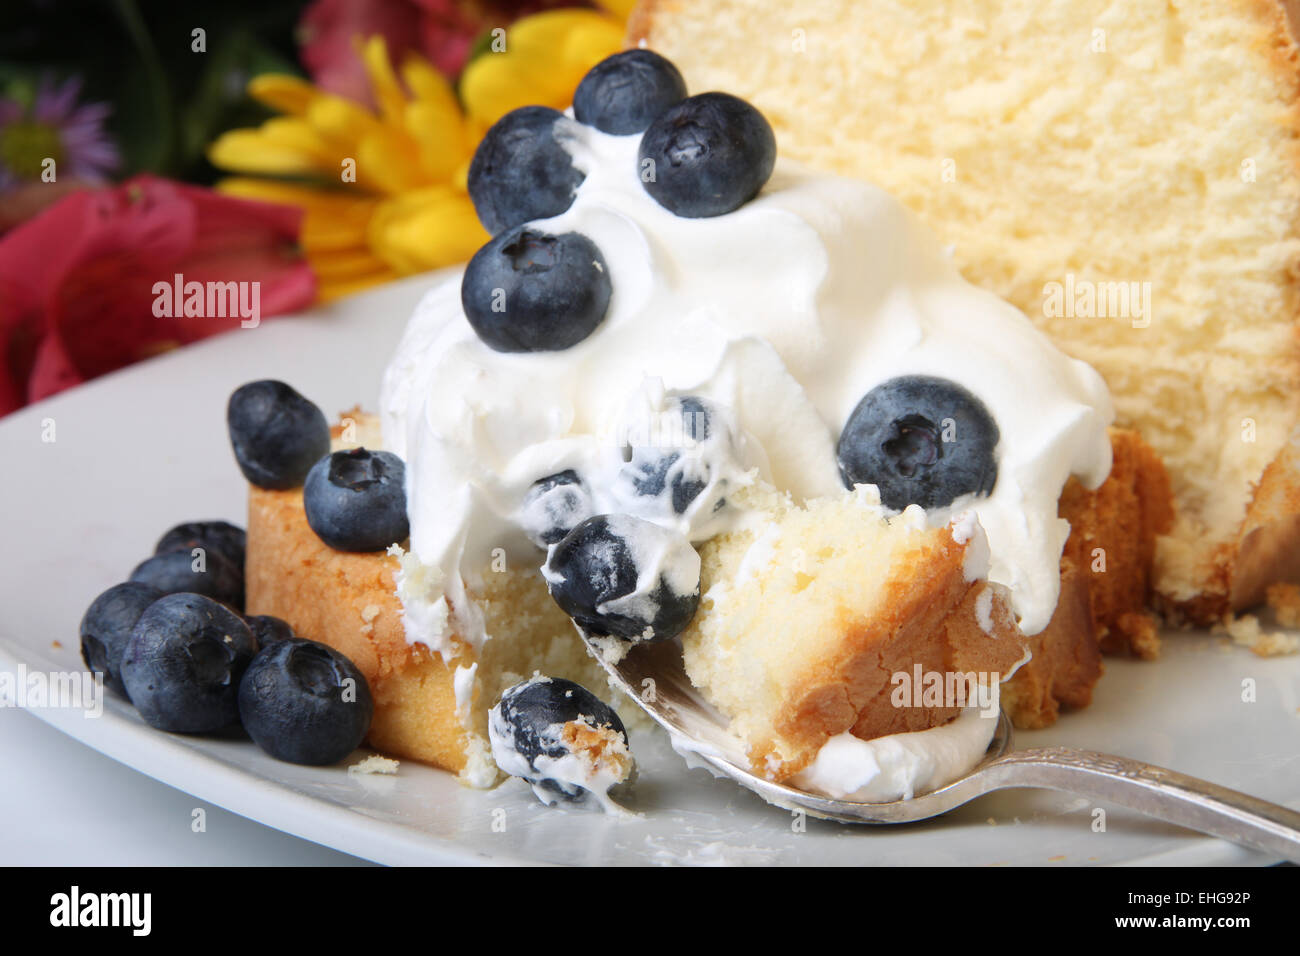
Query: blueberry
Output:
[[837, 375, 1000, 511], [520, 470, 594, 547], [227, 380, 331, 490], [120, 593, 257, 733], [638, 92, 776, 218], [155, 520, 246, 572], [79, 582, 164, 699], [461, 227, 611, 353], [244, 614, 295, 648], [573, 49, 687, 135], [467, 106, 585, 235], [238, 638, 373, 765], [620, 396, 715, 514], [542, 514, 700, 643], [130, 548, 245, 611], [303, 448, 409, 552], [488, 675, 631, 804]]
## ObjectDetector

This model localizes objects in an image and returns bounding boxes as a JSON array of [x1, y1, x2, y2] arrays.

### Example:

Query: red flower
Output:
[[298, 0, 592, 103], [299, 0, 425, 104], [0, 175, 315, 416]]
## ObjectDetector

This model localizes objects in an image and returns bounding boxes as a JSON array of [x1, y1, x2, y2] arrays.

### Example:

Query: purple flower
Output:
[[0, 76, 119, 190]]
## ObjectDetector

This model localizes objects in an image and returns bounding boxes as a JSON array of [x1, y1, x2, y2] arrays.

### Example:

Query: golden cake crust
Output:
[[1059, 428, 1174, 658], [244, 483, 472, 773], [1000, 559, 1102, 729], [1001, 428, 1172, 726]]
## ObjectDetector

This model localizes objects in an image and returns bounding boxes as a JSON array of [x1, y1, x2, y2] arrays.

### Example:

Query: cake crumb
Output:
[[348, 754, 399, 776], [1265, 582, 1300, 628], [359, 603, 381, 635], [1115, 612, 1160, 660], [51, 640, 62, 649], [1212, 614, 1300, 658], [589, 633, 631, 666]]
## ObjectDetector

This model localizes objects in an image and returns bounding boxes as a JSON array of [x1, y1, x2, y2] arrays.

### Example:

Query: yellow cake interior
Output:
[[681, 482, 1027, 780]]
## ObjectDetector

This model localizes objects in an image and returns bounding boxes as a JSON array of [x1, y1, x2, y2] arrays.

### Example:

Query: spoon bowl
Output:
[[585, 633, 1300, 859]]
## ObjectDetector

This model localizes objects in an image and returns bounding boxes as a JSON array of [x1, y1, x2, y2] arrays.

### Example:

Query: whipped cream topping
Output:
[[793, 683, 1003, 802], [381, 123, 1113, 654]]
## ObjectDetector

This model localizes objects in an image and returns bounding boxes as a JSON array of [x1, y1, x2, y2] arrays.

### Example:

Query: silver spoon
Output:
[[584, 635, 1300, 862]]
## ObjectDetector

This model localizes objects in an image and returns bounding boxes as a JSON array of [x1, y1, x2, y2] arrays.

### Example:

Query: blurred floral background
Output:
[[0, 0, 632, 415]]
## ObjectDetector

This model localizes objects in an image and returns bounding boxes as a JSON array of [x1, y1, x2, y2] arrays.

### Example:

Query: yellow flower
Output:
[[460, 9, 625, 129], [208, 7, 628, 303]]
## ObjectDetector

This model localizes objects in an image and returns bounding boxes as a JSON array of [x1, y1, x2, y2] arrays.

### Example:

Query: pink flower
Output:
[[0, 175, 315, 416]]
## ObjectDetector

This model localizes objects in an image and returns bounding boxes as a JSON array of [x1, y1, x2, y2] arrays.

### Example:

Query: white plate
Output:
[[3, 273, 1298, 866]]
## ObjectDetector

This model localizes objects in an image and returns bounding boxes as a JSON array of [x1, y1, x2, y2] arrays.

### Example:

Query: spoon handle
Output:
[[980, 747, 1300, 862]]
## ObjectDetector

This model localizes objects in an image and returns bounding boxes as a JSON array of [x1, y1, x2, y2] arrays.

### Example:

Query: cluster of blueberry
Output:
[[460, 49, 777, 354], [522, 395, 730, 654], [75, 378, 417, 766], [494, 395, 739, 804], [80, 522, 373, 766]]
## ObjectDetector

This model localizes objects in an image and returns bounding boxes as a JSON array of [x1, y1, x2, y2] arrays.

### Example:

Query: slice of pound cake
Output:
[[630, 0, 1300, 634], [681, 483, 1027, 782]]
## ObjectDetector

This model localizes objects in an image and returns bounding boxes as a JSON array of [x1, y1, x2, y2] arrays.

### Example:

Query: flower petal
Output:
[[367, 188, 487, 275], [247, 74, 319, 117], [594, 0, 637, 18], [355, 127, 428, 195], [460, 10, 623, 127], [404, 100, 470, 183], [317, 269, 399, 304], [359, 35, 409, 128], [310, 247, 392, 281], [255, 117, 340, 165], [305, 93, 381, 150], [399, 54, 460, 116], [207, 129, 332, 178]]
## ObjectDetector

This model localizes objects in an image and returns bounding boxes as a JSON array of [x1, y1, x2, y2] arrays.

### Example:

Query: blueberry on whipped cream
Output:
[[615, 394, 736, 522], [461, 227, 612, 353], [573, 49, 687, 135], [303, 448, 409, 552], [80, 581, 163, 699], [238, 638, 374, 765], [467, 105, 585, 234], [520, 470, 595, 547], [121, 593, 257, 733], [542, 514, 701, 654], [638, 92, 777, 218], [227, 380, 331, 490], [488, 675, 634, 809], [837, 375, 1001, 511]]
